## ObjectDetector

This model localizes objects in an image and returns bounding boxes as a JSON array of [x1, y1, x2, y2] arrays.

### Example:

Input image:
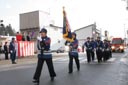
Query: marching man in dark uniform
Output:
[[9, 38, 17, 64], [108, 40, 112, 58], [4, 42, 9, 60], [90, 37, 96, 61], [84, 37, 92, 63], [103, 39, 109, 62], [95, 37, 103, 63], [68, 32, 80, 74], [33, 28, 56, 84]]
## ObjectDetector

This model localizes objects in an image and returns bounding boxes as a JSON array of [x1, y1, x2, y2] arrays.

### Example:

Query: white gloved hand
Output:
[[10, 50, 13, 53], [102, 49, 104, 52], [94, 49, 96, 51], [37, 37, 42, 41]]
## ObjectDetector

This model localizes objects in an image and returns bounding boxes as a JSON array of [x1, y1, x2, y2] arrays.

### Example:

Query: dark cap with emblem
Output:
[[97, 37, 101, 39], [87, 37, 90, 39], [40, 28, 47, 33], [104, 39, 107, 41]]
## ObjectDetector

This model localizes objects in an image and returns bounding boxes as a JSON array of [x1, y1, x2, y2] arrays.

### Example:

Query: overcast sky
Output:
[[0, 0, 128, 38]]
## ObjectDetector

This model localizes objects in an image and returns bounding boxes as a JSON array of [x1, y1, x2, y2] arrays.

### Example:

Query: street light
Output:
[[0, 20, 3, 27], [0, 20, 3, 22]]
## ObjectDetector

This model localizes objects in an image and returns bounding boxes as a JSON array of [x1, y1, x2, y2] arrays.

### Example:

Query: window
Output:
[[112, 40, 123, 44]]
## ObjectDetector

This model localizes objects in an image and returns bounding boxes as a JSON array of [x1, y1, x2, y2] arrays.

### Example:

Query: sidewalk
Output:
[[0, 52, 86, 66]]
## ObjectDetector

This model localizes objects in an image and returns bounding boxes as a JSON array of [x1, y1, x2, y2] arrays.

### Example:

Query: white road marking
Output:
[[57, 58, 69, 62], [108, 58, 116, 62], [1, 53, 128, 72], [80, 59, 87, 63], [53, 57, 120, 64], [120, 58, 127, 63], [53, 57, 65, 61]]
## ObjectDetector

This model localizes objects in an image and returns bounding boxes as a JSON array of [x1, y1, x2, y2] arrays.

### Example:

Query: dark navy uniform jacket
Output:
[[37, 36, 52, 59], [9, 42, 16, 53], [95, 40, 104, 50], [84, 41, 93, 50], [103, 42, 109, 50], [69, 39, 79, 57], [91, 41, 96, 50]]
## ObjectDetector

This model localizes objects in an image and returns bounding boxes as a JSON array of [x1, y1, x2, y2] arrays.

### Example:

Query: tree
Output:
[[0, 24, 6, 35], [0, 23, 16, 36], [5, 24, 16, 36]]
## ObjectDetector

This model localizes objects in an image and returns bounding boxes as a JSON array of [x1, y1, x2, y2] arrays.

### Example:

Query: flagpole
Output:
[[63, 6, 65, 10]]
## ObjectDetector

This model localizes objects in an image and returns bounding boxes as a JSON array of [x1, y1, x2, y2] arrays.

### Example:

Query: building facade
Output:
[[20, 10, 65, 51], [74, 23, 100, 46]]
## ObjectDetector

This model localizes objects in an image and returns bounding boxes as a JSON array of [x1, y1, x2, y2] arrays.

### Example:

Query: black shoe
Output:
[[88, 61, 90, 64], [77, 68, 80, 71], [12, 62, 17, 64], [33, 79, 39, 84], [68, 71, 72, 74], [51, 77, 54, 81]]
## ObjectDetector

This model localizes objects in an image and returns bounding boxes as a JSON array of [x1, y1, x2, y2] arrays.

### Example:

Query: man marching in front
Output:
[[33, 28, 56, 84], [68, 32, 80, 74]]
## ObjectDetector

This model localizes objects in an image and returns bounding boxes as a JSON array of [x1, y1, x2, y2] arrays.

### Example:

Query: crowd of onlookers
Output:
[[0, 32, 31, 64]]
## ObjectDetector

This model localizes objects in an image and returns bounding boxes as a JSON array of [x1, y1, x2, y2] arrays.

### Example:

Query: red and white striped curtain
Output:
[[16, 41, 34, 58]]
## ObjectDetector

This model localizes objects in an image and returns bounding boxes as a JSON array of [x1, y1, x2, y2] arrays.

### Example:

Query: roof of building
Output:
[[20, 10, 50, 15], [74, 23, 100, 33], [74, 23, 96, 32], [49, 24, 62, 29]]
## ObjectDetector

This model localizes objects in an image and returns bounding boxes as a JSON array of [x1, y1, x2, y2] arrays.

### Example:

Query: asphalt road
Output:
[[0, 51, 128, 85]]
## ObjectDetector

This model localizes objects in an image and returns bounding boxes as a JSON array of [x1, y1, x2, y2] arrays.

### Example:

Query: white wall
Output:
[[46, 26, 65, 51], [39, 11, 50, 29], [75, 25, 93, 46], [75, 26, 92, 40]]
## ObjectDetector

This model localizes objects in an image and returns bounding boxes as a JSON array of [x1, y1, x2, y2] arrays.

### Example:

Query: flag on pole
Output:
[[63, 7, 73, 42]]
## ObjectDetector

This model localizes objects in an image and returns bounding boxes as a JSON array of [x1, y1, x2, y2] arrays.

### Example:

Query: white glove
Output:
[[102, 49, 104, 51], [37, 37, 42, 41], [10, 50, 13, 53], [67, 43, 70, 46], [94, 49, 96, 51]]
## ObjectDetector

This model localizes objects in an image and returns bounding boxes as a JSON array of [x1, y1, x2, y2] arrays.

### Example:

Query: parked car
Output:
[[56, 47, 65, 53]]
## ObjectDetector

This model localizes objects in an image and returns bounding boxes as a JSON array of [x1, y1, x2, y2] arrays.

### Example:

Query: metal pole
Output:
[[127, 0, 128, 10], [124, 24, 127, 46], [124, 24, 125, 38], [100, 28, 102, 40]]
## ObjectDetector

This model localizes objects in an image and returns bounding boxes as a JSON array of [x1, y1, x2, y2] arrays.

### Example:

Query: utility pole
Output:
[[100, 28, 102, 40], [126, 0, 128, 10], [122, 0, 128, 46], [124, 24, 127, 46], [122, 0, 128, 10]]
